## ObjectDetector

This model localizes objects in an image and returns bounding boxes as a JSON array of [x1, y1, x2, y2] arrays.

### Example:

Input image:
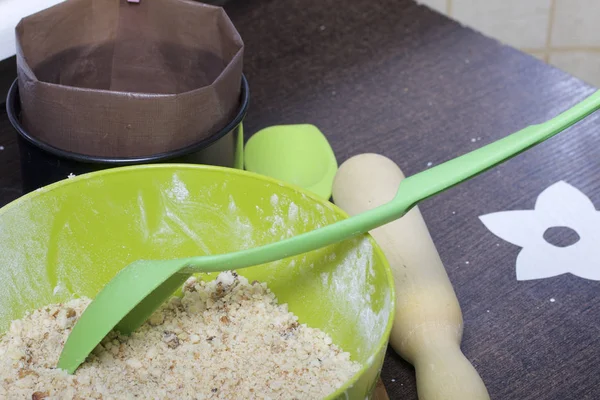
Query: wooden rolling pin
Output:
[[332, 154, 490, 400]]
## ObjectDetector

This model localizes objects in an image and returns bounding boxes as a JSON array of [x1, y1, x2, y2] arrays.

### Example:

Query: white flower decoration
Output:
[[479, 181, 600, 281]]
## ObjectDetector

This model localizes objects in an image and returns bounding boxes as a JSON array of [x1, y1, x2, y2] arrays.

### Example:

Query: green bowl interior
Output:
[[0, 164, 394, 398]]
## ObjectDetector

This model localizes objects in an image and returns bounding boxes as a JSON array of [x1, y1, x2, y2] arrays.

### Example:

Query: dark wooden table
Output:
[[2, 0, 599, 399]]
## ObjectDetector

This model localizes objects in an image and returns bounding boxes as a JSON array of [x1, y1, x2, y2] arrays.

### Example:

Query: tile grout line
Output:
[[543, 0, 556, 63], [522, 46, 600, 54]]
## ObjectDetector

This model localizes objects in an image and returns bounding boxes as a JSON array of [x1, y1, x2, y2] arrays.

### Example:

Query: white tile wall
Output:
[[551, 0, 600, 47], [452, 0, 551, 49], [417, 0, 600, 88], [0, 0, 65, 61], [550, 52, 600, 86], [419, 0, 447, 14]]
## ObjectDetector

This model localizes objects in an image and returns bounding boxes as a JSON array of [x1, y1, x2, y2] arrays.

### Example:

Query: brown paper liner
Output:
[[15, 0, 244, 158]]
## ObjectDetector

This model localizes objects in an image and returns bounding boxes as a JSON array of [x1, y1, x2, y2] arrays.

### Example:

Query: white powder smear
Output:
[[164, 208, 210, 254], [288, 202, 298, 221], [268, 215, 287, 236], [270, 194, 279, 206], [0, 198, 65, 331], [232, 216, 254, 250], [228, 195, 237, 212], [52, 283, 67, 297], [321, 237, 392, 344], [265, 192, 334, 243], [165, 174, 189, 202]]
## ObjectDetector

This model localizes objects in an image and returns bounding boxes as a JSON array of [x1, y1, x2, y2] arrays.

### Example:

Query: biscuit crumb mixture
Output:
[[0, 272, 360, 399]]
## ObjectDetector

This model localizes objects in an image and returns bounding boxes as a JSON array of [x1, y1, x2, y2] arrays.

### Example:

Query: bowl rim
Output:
[[5, 75, 250, 164], [0, 163, 396, 399]]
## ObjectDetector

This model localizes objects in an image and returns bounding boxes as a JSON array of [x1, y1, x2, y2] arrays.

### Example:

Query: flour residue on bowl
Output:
[[152, 176, 259, 254], [264, 191, 331, 241], [228, 195, 237, 212], [52, 282, 68, 297], [0, 197, 67, 331], [255, 189, 347, 279], [266, 194, 295, 239], [322, 237, 391, 345], [165, 173, 189, 202], [232, 215, 255, 250], [267, 215, 288, 236], [164, 208, 211, 254], [321, 272, 329, 286], [288, 202, 298, 221]]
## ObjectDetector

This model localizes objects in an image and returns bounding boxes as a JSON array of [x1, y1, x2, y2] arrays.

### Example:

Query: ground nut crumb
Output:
[[0, 271, 360, 399], [31, 391, 49, 400], [162, 331, 180, 349]]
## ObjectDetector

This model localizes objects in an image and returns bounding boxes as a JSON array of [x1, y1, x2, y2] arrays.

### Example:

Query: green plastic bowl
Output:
[[0, 164, 395, 399]]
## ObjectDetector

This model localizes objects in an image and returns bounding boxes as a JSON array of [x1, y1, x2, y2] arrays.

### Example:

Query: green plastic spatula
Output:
[[58, 90, 600, 374], [244, 124, 338, 199]]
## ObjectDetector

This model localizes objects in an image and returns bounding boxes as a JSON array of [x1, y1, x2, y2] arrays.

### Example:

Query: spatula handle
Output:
[[397, 90, 600, 207], [333, 153, 490, 400]]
